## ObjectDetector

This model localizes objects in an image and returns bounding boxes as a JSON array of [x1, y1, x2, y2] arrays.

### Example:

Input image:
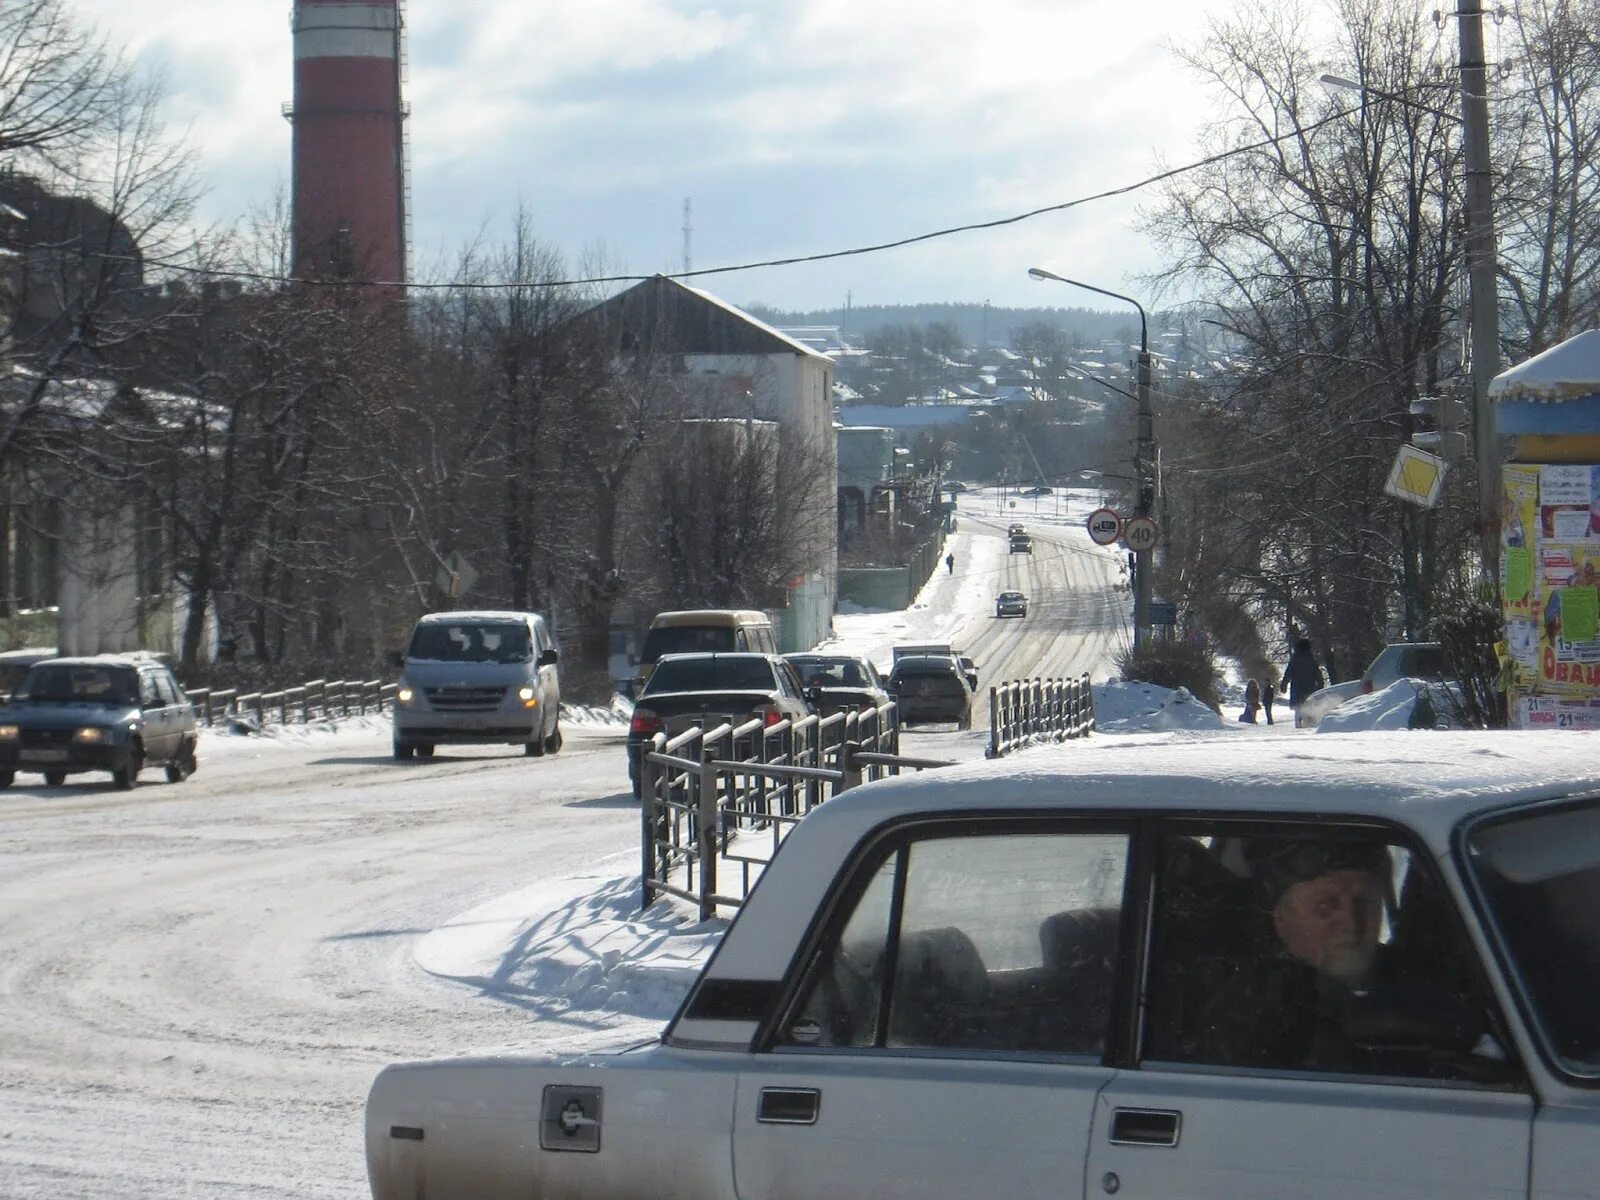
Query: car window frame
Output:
[[1456, 792, 1600, 1088], [138, 669, 164, 709], [1133, 813, 1528, 1093], [756, 812, 1140, 1064]]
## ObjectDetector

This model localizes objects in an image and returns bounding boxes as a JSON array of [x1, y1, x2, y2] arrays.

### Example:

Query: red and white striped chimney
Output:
[[289, 0, 406, 284]]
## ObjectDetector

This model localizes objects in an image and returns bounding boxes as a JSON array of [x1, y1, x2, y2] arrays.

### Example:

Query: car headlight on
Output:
[[518, 686, 538, 708], [73, 727, 106, 743], [0, 724, 17, 740], [396, 685, 415, 706]]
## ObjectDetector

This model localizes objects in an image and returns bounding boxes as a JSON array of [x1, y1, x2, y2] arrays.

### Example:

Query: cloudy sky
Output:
[[72, 0, 1230, 313]]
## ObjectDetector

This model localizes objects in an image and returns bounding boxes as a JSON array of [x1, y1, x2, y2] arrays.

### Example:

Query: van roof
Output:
[[413, 610, 543, 626], [650, 609, 770, 626]]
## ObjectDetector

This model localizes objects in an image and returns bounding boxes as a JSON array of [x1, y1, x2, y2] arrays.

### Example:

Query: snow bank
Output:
[[1093, 680, 1228, 731], [1316, 678, 1461, 732]]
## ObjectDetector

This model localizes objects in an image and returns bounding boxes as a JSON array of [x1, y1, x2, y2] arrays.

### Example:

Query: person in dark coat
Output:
[[1261, 677, 1276, 725], [1281, 638, 1327, 727], [1240, 678, 1260, 723]]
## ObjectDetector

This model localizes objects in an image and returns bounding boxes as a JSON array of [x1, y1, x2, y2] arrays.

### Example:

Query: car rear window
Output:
[[646, 657, 776, 694], [641, 626, 738, 662]]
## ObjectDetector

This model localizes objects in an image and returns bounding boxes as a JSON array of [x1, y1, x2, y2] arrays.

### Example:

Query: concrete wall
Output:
[[838, 566, 913, 612]]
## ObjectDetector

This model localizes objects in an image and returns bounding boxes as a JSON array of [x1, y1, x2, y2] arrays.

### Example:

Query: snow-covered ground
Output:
[[0, 496, 1470, 1198]]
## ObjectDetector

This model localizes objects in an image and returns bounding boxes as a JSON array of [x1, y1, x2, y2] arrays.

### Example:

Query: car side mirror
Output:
[[966, 673, 979, 690], [537, 648, 559, 667], [805, 684, 823, 708], [388, 649, 405, 670], [1345, 983, 1484, 1053]]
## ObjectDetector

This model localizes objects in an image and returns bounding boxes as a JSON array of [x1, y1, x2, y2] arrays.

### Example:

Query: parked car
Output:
[[1300, 642, 1451, 727], [0, 646, 57, 701], [366, 733, 1600, 1200], [1361, 641, 1449, 693], [0, 655, 197, 789], [942, 480, 969, 494], [629, 610, 779, 699], [888, 654, 973, 728], [392, 611, 561, 760], [995, 590, 1028, 618], [1023, 485, 1053, 496], [782, 653, 890, 717], [629, 652, 814, 795]]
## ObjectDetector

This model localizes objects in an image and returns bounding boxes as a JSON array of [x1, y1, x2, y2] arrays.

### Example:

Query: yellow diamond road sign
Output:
[[1384, 444, 1447, 508]]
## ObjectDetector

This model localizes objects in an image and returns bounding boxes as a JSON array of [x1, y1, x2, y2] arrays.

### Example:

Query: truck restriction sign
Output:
[[1123, 515, 1159, 552], [1086, 508, 1122, 546]]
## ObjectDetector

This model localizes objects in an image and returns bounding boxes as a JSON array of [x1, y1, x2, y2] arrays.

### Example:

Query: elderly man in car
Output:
[[1200, 840, 1396, 1071]]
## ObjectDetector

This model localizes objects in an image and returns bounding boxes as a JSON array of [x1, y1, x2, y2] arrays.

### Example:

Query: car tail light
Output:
[[630, 708, 662, 736], [757, 705, 785, 727], [1361, 680, 1373, 694]]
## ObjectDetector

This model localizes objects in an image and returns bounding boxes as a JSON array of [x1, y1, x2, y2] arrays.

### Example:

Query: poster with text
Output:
[[1502, 464, 1539, 617]]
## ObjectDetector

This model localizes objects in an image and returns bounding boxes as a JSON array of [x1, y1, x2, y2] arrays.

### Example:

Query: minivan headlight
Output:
[[74, 727, 106, 743], [518, 686, 538, 707], [396, 684, 415, 706], [0, 724, 17, 739]]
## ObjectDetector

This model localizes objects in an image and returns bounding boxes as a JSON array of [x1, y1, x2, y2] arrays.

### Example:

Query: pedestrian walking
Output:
[[1261, 677, 1276, 725], [1280, 638, 1327, 728], [1240, 678, 1261, 724], [945, 552, 955, 575]]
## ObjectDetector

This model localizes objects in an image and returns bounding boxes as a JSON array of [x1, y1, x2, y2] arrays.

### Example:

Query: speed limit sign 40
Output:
[[1086, 508, 1122, 546], [1123, 515, 1159, 551]]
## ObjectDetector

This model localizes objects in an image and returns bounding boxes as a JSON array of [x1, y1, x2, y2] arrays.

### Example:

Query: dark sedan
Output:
[[783, 653, 891, 717], [888, 654, 974, 729], [0, 655, 198, 789], [628, 652, 815, 795]]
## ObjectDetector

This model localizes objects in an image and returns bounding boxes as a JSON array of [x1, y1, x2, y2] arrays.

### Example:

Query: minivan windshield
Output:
[[1466, 799, 1600, 1077], [18, 664, 138, 705], [408, 622, 532, 663], [640, 626, 736, 662]]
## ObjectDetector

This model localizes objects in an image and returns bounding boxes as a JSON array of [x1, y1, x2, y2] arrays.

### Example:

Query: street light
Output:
[[1319, 13, 1502, 583], [1027, 266, 1157, 647]]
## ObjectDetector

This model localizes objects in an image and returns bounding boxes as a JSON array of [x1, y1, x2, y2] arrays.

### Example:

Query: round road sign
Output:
[[1123, 515, 1159, 552], [1086, 508, 1122, 546]]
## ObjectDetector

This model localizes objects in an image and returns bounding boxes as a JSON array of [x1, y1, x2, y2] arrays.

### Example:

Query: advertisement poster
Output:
[[1501, 464, 1539, 617], [1538, 464, 1600, 541], [1519, 696, 1600, 730]]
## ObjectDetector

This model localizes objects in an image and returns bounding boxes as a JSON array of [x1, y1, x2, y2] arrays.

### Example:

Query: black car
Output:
[[996, 590, 1028, 618], [629, 652, 815, 795], [888, 654, 974, 729], [783, 653, 891, 716], [0, 655, 198, 789]]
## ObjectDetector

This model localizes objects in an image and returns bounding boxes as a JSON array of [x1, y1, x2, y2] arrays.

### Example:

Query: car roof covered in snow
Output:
[[676, 732, 1600, 1028]]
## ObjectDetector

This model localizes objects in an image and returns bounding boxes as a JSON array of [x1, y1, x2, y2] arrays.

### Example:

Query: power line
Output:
[[133, 108, 1359, 293]]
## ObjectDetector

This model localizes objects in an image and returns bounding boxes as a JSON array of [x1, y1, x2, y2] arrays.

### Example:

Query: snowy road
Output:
[[0, 489, 1134, 1197], [0, 723, 652, 1198]]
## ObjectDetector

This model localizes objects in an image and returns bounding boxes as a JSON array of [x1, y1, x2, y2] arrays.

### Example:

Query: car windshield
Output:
[[408, 622, 531, 663], [999, 592, 1023, 601], [18, 664, 138, 704], [645, 657, 776, 694], [640, 625, 737, 662], [787, 657, 869, 688], [1466, 799, 1600, 1076]]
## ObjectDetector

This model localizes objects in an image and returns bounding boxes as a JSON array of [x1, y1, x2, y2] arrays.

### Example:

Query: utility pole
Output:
[[1134, 343, 1154, 648], [1458, 0, 1501, 585], [681, 197, 693, 275]]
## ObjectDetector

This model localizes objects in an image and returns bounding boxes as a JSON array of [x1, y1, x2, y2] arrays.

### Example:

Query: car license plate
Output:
[[20, 748, 68, 763]]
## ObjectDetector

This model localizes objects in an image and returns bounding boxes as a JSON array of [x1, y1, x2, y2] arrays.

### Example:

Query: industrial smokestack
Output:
[[288, 0, 407, 285]]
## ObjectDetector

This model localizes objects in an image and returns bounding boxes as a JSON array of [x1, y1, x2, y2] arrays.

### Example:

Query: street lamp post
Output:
[[1028, 266, 1156, 647]]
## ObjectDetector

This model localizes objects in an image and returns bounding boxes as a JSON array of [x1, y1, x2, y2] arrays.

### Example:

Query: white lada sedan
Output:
[[366, 733, 1600, 1200]]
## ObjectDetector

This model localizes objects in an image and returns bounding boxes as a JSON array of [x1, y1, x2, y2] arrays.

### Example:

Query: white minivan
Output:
[[391, 611, 561, 760]]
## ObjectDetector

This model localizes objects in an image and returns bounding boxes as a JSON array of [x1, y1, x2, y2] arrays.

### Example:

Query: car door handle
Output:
[[1109, 1107, 1181, 1147], [757, 1087, 820, 1125]]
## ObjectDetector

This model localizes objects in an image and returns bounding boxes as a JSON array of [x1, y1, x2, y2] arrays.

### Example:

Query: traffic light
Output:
[[1409, 393, 1468, 462]]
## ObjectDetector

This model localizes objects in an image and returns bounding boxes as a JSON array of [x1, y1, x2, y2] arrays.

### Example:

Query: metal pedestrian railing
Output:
[[639, 703, 953, 919], [184, 679, 398, 727], [987, 675, 1095, 758]]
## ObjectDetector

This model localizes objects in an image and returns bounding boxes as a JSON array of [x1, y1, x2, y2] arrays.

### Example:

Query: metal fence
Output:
[[987, 675, 1095, 758], [184, 678, 398, 728], [639, 703, 952, 919]]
